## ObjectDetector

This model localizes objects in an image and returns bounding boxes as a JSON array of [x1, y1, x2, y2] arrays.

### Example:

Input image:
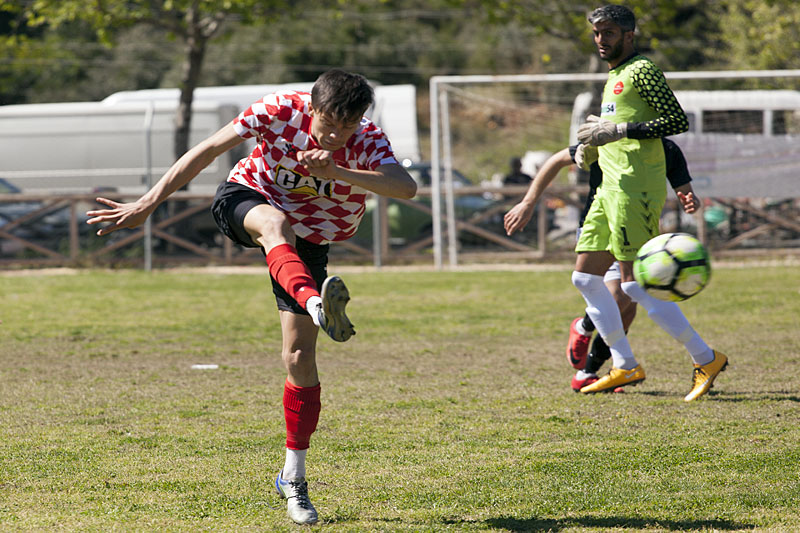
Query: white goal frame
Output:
[[429, 69, 800, 269]]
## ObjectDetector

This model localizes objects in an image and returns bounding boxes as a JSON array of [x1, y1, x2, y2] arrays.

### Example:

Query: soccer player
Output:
[[503, 138, 699, 391], [572, 4, 727, 399], [86, 69, 417, 525]]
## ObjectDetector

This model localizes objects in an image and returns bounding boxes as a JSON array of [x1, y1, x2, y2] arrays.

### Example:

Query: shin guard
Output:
[[283, 380, 321, 450]]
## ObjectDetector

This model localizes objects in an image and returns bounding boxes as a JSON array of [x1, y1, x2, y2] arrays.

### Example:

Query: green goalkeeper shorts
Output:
[[576, 187, 665, 261]]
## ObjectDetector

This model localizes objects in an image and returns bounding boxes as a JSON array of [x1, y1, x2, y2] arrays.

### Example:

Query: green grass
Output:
[[1, 263, 799, 531]]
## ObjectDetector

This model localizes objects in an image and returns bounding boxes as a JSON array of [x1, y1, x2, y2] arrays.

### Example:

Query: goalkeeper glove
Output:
[[577, 114, 627, 146], [574, 143, 598, 171]]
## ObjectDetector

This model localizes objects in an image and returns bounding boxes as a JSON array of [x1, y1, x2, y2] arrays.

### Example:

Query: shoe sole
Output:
[[685, 359, 729, 402], [321, 276, 355, 342]]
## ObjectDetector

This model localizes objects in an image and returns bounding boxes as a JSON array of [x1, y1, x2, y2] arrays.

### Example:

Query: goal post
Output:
[[429, 69, 800, 268]]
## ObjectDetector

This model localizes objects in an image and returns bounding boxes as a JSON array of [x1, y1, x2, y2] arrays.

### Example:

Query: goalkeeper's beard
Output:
[[598, 40, 625, 63]]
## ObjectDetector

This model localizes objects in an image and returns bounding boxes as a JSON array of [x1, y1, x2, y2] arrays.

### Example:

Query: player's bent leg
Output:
[[244, 203, 297, 250], [620, 280, 714, 365], [246, 204, 323, 312]]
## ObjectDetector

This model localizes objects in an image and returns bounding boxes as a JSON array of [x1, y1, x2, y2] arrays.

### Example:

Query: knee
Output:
[[283, 347, 316, 378], [621, 280, 646, 303], [610, 283, 633, 308], [247, 209, 294, 249], [572, 271, 602, 293], [257, 212, 292, 239]]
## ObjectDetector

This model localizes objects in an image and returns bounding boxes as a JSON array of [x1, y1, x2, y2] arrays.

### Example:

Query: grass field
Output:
[[1, 262, 799, 532]]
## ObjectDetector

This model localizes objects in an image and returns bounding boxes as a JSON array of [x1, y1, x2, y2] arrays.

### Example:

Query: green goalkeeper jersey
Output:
[[598, 54, 688, 194]]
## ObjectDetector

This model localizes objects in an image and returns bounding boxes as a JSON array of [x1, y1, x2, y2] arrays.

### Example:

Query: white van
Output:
[[103, 82, 422, 164], [0, 100, 239, 194], [570, 90, 800, 198], [0, 83, 420, 194]]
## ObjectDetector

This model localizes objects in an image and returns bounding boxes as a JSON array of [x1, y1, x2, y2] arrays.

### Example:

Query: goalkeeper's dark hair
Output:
[[311, 69, 374, 125], [588, 5, 636, 32]]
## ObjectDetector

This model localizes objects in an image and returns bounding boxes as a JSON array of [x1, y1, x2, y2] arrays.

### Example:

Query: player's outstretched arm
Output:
[[504, 147, 572, 236], [674, 183, 700, 214], [87, 123, 243, 236]]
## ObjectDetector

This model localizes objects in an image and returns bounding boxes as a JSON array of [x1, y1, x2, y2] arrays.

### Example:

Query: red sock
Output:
[[283, 380, 321, 450], [266, 244, 319, 309]]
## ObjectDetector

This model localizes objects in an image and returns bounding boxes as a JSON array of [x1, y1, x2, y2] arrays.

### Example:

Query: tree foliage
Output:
[[715, 0, 800, 72], [470, 0, 719, 71], [12, 0, 293, 156], [3, 0, 800, 144]]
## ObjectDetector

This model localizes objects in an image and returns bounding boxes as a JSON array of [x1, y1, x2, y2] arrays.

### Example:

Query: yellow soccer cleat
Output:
[[580, 365, 645, 393], [684, 350, 728, 402]]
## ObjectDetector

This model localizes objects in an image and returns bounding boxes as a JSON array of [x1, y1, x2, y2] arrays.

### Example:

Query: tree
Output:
[[469, 0, 719, 72], [715, 0, 800, 73], [19, 0, 289, 159]]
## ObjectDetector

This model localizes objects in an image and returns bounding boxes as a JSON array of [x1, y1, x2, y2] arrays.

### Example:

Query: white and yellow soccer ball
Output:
[[633, 233, 711, 302]]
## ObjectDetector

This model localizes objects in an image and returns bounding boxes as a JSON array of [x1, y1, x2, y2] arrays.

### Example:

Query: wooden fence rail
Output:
[[1, 188, 798, 268]]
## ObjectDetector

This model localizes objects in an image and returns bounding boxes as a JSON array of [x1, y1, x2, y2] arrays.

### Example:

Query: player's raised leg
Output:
[[245, 204, 355, 343]]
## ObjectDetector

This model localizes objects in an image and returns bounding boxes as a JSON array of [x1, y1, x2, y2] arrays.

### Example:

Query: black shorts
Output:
[[211, 181, 330, 315]]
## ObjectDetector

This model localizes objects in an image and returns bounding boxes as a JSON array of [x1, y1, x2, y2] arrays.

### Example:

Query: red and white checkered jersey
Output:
[[228, 90, 398, 244]]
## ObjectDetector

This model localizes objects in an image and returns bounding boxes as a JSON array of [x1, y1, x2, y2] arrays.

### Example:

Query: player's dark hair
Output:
[[588, 5, 636, 32], [311, 69, 374, 124]]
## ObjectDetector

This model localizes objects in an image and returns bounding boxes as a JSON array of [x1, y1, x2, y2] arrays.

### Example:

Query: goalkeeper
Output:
[[567, 5, 725, 400]]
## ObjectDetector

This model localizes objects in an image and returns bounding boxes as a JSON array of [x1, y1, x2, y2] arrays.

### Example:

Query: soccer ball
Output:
[[633, 233, 711, 302]]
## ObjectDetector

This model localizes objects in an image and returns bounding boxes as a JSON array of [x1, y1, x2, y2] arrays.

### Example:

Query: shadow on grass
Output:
[[363, 515, 754, 531], [482, 515, 754, 531], [636, 389, 800, 402], [711, 391, 800, 403]]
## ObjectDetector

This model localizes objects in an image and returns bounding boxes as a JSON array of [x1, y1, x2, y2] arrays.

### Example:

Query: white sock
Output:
[[621, 281, 714, 365], [575, 370, 597, 380], [572, 271, 637, 370], [283, 448, 307, 480], [305, 296, 323, 327]]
